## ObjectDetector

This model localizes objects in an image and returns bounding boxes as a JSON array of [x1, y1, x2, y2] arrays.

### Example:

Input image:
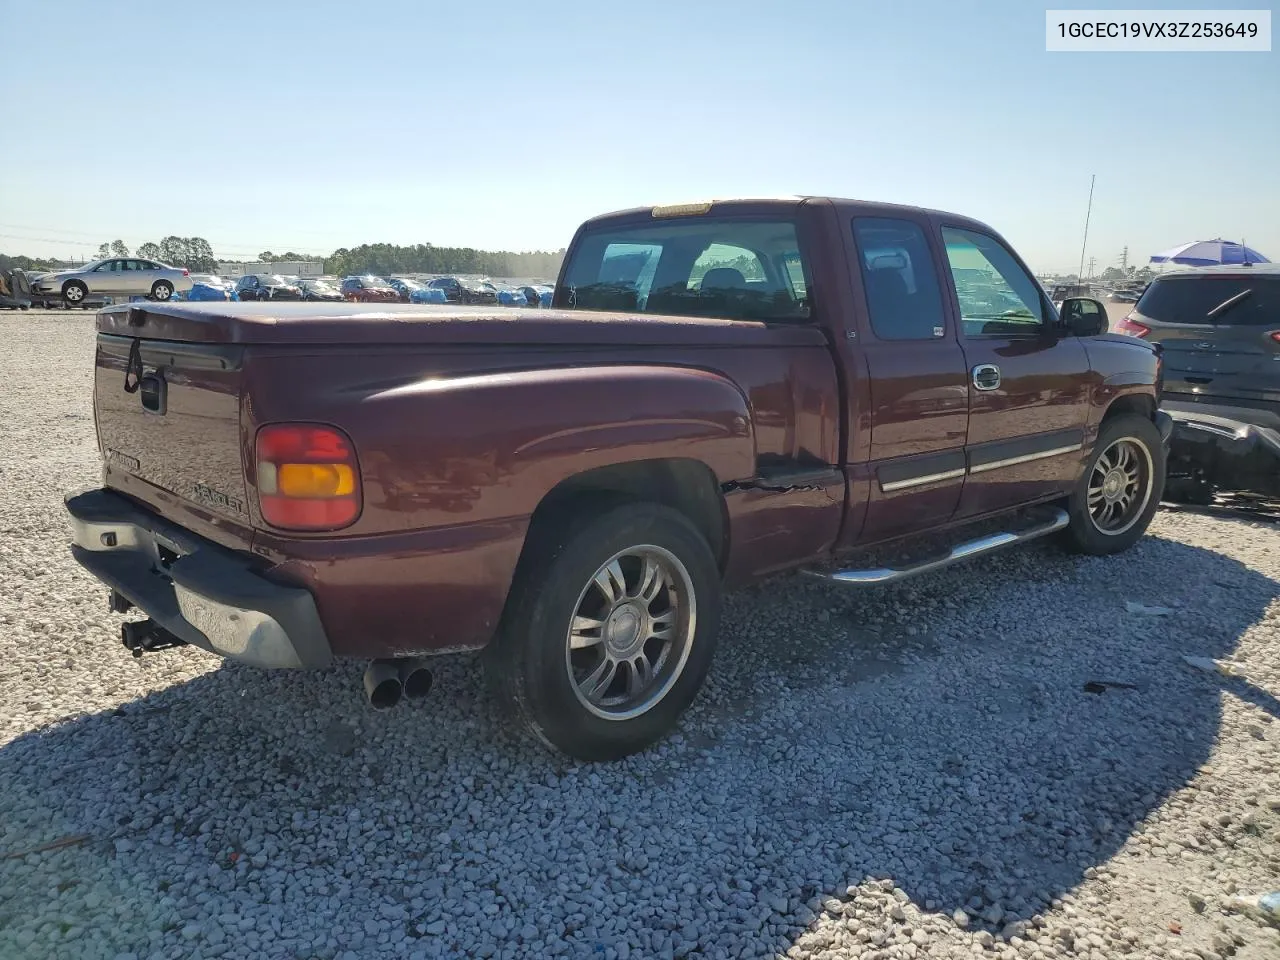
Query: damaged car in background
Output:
[[1116, 265, 1280, 503]]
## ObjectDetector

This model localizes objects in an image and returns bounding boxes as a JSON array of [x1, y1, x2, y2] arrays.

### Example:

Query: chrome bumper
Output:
[[65, 489, 332, 668]]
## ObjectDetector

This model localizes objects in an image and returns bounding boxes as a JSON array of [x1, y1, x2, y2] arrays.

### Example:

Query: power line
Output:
[[1076, 174, 1095, 282]]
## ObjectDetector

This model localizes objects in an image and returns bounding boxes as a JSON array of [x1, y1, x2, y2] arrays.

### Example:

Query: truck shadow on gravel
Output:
[[1, 529, 1277, 958]]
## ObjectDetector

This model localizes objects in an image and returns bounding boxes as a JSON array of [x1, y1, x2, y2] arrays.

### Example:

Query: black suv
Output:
[[236, 274, 302, 302], [1118, 265, 1280, 498], [427, 276, 498, 305]]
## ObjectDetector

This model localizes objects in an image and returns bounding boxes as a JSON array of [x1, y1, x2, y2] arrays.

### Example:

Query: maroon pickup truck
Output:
[[66, 197, 1170, 760]]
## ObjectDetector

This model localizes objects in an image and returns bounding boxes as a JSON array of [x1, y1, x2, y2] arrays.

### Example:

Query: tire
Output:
[[1063, 414, 1165, 555], [151, 280, 174, 301], [486, 501, 721, 761], [62, 280, 87, 304]]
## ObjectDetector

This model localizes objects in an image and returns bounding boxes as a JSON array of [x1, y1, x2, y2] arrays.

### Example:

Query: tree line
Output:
[[92, 237, 219, 273], [322, 244, 565, 280]]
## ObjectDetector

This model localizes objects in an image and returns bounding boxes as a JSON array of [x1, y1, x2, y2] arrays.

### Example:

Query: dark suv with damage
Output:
[[1117, 265, 1280, 499]]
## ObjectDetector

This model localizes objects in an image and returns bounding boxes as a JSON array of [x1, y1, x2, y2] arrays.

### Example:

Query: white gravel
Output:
[[2, 309, 1279, 960]]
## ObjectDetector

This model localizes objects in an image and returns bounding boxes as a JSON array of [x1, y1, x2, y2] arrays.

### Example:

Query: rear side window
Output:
[[851, 217, 947, 340], [1137, 276, 1280, 325], [561, 218, 811, 321]]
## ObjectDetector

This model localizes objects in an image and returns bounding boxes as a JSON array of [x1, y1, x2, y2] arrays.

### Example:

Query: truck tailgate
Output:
[[94, 333, 255, 551]]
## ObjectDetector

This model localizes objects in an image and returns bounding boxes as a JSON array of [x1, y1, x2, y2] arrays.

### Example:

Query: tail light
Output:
[[255, 424, 362, 530], [1269, 331, 1280, 344], [1116, 315, 1151, 338], [182, 268, 190, 277]]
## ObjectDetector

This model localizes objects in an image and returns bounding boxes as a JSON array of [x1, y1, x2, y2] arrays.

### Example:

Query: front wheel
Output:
[[486, 502, 721, 761], [1063, 414, 1165, 555], [151, 280, 174, 301], [63, 280, 87, 304]]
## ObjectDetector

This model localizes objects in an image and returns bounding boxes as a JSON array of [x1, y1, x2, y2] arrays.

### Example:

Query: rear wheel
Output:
[[62, 280, 87, 304], [1063, 414, 1165, 555], [151, 280, 174, 301], [486, 502, 721, 761]]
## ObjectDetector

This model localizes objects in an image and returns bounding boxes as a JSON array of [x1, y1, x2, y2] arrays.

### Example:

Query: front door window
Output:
[[941, 227, 1047, 338]]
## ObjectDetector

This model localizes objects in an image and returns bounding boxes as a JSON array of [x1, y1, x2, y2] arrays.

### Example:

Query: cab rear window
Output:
[[560, 219, 811, 322], [1137, 275, 1280, 325]]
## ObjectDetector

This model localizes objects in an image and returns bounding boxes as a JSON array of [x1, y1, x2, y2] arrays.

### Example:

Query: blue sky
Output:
[[1, 0, 1276, 273]]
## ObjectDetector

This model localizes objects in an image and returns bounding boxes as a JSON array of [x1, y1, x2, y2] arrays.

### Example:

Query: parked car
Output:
[[1049, 283, 1091, 304], [65, 196, 1168, 762], [496, 285, 526, 307], [32, 258, 192, 305], [235, 274, 302, 301], [409, 286, 449, 305], [387, 278, 427, 302], [341, 275, 400, 304], [297, 279, 344, 302], [182, 275, 234, 302], [1116, 265, 1280, 501], [427, 276, 499, 305], [518, 284, 553, 307]]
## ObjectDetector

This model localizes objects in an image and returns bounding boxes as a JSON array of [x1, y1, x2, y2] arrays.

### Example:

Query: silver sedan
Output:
[[32, 258, 194, 304]]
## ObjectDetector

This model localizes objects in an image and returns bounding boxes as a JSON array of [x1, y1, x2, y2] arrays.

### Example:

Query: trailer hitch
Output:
[[120, 619, 187, 658]]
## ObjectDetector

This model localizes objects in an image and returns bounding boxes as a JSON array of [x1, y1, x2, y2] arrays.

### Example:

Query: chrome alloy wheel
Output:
[[1087, 437, 1154, 535], [565, 545, 696, 721]]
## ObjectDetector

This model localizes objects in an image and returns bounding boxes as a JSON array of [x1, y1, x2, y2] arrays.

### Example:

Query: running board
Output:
[[808, 507, 1070, 586]]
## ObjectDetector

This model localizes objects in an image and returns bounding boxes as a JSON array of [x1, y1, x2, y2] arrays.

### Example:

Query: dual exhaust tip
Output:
[[363, 657, 433, 709]]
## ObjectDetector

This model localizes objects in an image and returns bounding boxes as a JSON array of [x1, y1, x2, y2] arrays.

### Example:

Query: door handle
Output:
[[972, 363, 1002, 391]]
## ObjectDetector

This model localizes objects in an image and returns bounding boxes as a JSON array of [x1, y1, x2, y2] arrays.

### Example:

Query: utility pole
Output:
[[1120, 246, 1128, 272], [1076, 174, 1096, 283], [1087, 256, 1097, 280]]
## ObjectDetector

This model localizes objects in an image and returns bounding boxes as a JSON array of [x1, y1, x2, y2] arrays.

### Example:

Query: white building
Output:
[[217, 260, 324, 278]]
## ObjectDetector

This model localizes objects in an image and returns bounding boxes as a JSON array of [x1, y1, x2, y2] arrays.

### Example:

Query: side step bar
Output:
[[808, 507, 1070, 586]]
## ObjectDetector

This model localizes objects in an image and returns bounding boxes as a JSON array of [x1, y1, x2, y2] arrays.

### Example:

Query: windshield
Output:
[[301, 280, 336, 292], [560, 218, 811, 322], [1136, 276, 1280, 325], [267, 275, 293, 285], [395, 279, 423, 290]]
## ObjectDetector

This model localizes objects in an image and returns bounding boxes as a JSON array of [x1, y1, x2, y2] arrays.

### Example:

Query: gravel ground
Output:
[[1, 310, 1278, 960]]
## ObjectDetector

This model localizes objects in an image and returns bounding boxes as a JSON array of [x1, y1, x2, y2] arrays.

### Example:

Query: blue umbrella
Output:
[[1149, 239, 1269, 266]]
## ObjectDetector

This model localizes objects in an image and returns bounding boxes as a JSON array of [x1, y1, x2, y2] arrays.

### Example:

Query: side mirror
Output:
[[1060, 297, 1108, 337]]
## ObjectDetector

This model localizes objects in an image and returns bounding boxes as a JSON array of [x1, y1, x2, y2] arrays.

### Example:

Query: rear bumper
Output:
[[65, 489, 332, 668]]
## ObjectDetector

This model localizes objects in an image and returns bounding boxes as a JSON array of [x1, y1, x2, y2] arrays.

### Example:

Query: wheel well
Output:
[[526, 459, 728, 569], [1101, 394, 1154, 424]]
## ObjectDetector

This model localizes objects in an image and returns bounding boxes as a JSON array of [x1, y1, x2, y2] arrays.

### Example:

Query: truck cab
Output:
[[556, 197, 1162, 559]]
